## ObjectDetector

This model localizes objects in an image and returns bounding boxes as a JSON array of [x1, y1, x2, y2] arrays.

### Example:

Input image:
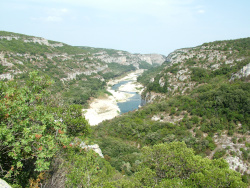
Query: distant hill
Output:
[[0, 31, 166, 106], [78, 46, 166, 68]]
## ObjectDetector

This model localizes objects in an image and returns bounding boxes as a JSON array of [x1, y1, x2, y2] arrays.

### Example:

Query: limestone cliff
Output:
[[79, 46, 166, 69], [93, 51, 166, 68], [141, 38, 250, 102], [0, 31, 165, 82]]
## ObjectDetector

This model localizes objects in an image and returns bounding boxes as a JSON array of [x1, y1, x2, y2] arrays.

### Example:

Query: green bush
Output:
[[213, 149, 226, 159], [0, 72, 69, 186]]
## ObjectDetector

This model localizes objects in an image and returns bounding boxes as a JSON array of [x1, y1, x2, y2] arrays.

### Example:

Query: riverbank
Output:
[[82, 95, 120, 126], [83, 69, 144, 126]]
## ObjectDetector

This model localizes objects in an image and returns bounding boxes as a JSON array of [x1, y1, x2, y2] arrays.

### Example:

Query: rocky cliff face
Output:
[[80, 142, 104, 158], [0, 179, 12, 188], [0, 32, 165, 82], [142, 39, 249, 101], [0, 35, 102, 81], [93, 51, 166, 69], [230, 63, 250, 81], [79, 46, 166, 69], [0, 35, 62, 46]]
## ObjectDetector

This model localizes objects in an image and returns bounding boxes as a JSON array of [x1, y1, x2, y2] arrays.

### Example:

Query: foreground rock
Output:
[[80, 142, 104, 158], [0, 179, 12, 188]]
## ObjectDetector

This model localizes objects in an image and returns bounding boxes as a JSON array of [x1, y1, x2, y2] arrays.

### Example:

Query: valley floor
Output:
[[83, 69, 144, 125]]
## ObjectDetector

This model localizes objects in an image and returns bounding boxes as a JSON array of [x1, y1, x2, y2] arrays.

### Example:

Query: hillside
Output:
[[139, 38, 250, 101], [94, 38, 250, 182], [0, 31, 166, 106], [79, 46, 166, 68]]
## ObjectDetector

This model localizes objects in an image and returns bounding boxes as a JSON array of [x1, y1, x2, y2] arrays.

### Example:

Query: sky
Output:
[[0, 0, 250, 55]]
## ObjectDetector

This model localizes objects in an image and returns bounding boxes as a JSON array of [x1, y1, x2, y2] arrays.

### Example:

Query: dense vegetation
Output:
[[0, 72, 90, 186], [62, 75, 106, 105], [94, 79, 249, 174], [93, 37, 250, 185], [99, 63, 136, 80], [0, 31, 89, 55], [1, 72, 247, 187]]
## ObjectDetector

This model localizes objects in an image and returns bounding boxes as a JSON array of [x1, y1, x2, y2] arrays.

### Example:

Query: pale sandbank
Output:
[[83, 70, 144, 126]]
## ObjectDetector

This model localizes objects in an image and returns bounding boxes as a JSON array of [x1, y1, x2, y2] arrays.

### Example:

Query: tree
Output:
[[64, 149, 116, 188], [61, 104, 90, 137], [0, 72, 68, 186], [134, 142, 247, 187]]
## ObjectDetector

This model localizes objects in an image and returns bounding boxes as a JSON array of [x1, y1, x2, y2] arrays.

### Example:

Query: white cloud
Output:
[[61, 8, 69, 13], [197, 9, 205, 14], [194, 5, 206, 14]]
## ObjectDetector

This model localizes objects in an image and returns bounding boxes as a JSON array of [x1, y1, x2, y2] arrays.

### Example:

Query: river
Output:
[[83, 69, 144, 125], [111, 79, 145, 114]]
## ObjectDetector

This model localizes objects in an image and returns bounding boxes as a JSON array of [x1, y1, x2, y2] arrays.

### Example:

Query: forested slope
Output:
[[0, 31, 165, 107], [94, 38, 250, 185]]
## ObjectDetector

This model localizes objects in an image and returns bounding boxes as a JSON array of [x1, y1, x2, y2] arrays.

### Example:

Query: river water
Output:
[[111, 76, 145, 114]]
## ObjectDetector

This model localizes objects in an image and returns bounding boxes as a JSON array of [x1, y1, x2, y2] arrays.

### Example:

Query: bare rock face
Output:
[[80, 142, 104, 158], [0, 36, 20, 40], [212, 133, 250, 175], [0, 52, 13, 67], [0, 34, 64, 48], [94, 51, 166, 67], [0, 73, 12, 80], [230, 63, 250, 81], [0, 179, 12, 188], [144, 91, 165, 103], [60, 65, 108, 82], [147, 54, 167, 65], [24, 37, 64, 47], [159, 77, 165, 87]]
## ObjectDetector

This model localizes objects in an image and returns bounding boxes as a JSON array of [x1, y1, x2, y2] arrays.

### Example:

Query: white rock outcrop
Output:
[[226, 156, 250, 174], [94, 51, 166, 67], [230, 63, 250, 81], [0, 73, 12, 80], [24, 37, 64, 47], [0, 36, 20, 40], [0, 35, 64, 48], [80, 142, 104, 158], [0, 179, 12, 188]]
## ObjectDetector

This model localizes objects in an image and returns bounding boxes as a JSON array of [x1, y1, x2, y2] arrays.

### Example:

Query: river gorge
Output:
[[83, 69, 144, 126]]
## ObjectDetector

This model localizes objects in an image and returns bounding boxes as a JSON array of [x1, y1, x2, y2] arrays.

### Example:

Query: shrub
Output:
[[213, 149, 226, 159]]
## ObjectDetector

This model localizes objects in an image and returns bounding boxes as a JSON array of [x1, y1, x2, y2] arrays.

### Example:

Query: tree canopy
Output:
[[0, 72, 90, 186]]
